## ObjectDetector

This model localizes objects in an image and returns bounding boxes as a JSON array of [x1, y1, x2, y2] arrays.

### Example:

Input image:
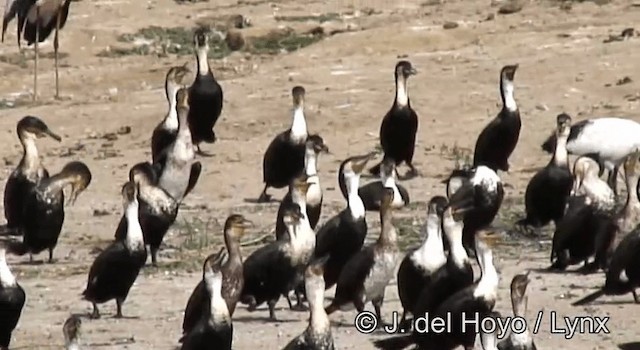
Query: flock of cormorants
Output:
[[1, 24, 640, 350]]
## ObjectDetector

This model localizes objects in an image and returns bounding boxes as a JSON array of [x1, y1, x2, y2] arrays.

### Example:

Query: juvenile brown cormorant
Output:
[[156, 88, 202, 202], [182, 214, 252, 336], [82, 182, 147, 319], [240, 204, 308, 320], [497, 272, 537, 350], [369, 61, 419, 178], [282, 256, 335, 350], [396, 195, 447, 323], [187, 28, 224, 156], [63, 315, 81, 350], [258, 86, 309, 202], [518, 114, 573, 232], [472, 64, 521, 172], [151, 64, 191, 163], [8, 161, 91, 263], [181, 250, 233, 350], [275, 135, 328, 240], [114, 162, 178, 266], [349, 156, 409, 211], [0, 247, 25, 350], [326, 188, 399, 325], [2, 116, 61, 235]]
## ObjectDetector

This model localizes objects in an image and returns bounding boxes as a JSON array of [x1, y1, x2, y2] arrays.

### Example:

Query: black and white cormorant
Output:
[[374, 231, 499, 350], [0, 247, 26, 350], [82, 182, 147, 319], [151, 63, 191, 163], [258, 86, 309, 202], [541, 116, 640, 195], [472, 64, 521, 172], [8, 161, 91, 263], [182, 214, 252, 336], [447, 165, 504, 253], [348, 156, 409, 211], [282, 256, 335, 350], [187, 27, 224, 157], [550, 156, 617, 272], [326, 188, 399, 325], [369, 61, 419, 178], [114, 162, 178, 266], [63, 315, 81, 350], [275, 135, 328, 240], [497, 272, 537, 350], [180, 250, 233, 350], [155, 88, 202, 203], [572, 223, 640, 306], [313, 153, 376, 290], [396, 195, 447, 323], [240, 204, 309, 320], [2, 116, 61, 235], [518, 114, 573, 232]]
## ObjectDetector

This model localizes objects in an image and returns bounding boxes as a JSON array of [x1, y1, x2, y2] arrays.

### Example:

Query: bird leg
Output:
[[33, 6, 41, 102], [54, 9, 62, 99], [90, 303, 101, 319], [267, 299, 277, 321], [633, 290, 640, 303], [257, 185, 271, 203], [115, 298, 124, 318], [48, 248, 54, 263], [372, 297, 385, 328]]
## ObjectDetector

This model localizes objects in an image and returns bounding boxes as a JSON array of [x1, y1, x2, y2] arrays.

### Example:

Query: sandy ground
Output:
[[0, 0, 639, 349]]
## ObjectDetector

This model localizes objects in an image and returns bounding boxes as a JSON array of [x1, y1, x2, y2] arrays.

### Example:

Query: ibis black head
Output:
[[395, 60, 417, 79], [307, 134, 329, 154], [17, 116, 61, 141], [428, 195, 449, 217], [500, 64, 519, 82], [292, 86, 305, 107]]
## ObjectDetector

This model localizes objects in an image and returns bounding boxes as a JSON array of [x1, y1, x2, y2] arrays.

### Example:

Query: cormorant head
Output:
[[17, 116, 61, 141], [224, 214, 253, 239], [500, 64, 519, 82], [292, 86, 306, 108], [60, 162, 92, 206], [395, 60, 417, 79]]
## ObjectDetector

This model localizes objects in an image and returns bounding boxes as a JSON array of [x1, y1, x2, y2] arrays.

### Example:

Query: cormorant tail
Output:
[[572, 289, 605, 306], [6, 241, 28, 256], [372, 335, 414, 350]]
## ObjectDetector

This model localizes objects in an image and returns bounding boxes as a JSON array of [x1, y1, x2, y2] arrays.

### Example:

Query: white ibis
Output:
[[2, 0, 72, 101]]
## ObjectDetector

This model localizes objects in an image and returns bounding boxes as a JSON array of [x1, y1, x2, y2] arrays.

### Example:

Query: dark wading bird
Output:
[[258, 86, 309, 202], [518, 114, 573, 233], [82, 182, 147, 319], [180, 250, 233, 350], [369, 61, 419, 178], [472, 64, 521, 173], [182, 214, 252, 338], [187, 27, 223, 156], [541, 116, 640, 195], [0, 247, 26, 350], [63, 315, 81, 350], [2, 0, 73, 100], [151, 64, 192, 163], [8, 161, 91, 263], [282, 255, 335, 350], [114, 162, 178, 266], [352, 156, 409, 212], [2, 116, 61, 236]]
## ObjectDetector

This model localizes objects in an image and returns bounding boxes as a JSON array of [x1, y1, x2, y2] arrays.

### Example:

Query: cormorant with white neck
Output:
[[396, 196, 447, 324], [0, 247, 25, 350], [275, 134, 329, 240], [63, 315, 81, 350], [374, 231, 499, 350], [542, 116, 640, 195], [187, 27, 223, 156], [472, 64, 521, 172], [283, 255, 335, 350], [497, 272, 537, 350], [325, 188, 400, 325], [352, 156, 409, 211], [258, 86, 309, 202], [182, 214, 252, 337], [114, 162, 178, 266], [369, 61, 419, 178], [151, 64, 191, 163], [82, 182, 147, 319], [2, 116, 61, 235], [181, 250, 233, 350], [240, 204, 310, 320], [155, 88, 202, 203], [550, 155, 625, 272], [8, 161, 91, 263], [518, 114, 573, 232]]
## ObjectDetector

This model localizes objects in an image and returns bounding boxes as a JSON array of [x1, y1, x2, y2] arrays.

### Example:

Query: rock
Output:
[[498, 0, 523, 14], [443, 21, 459, 29], [616, 76, 633, 86], [225, 30, 245, 51]]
